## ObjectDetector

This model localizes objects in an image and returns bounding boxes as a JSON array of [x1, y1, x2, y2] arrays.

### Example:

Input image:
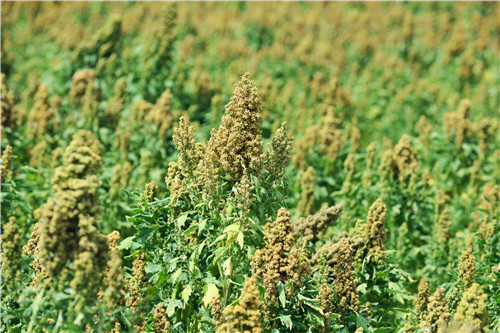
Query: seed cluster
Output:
[[297, 166, 316, 217], [1, 144, 13, 182], [251, 208, 310, 312], [361, 199, 387, 263], [421, 287, 449, 333], [293, 204, 343, 246], [217, 277, 263, 333], [1, 217, 23, 291], [313, 237, 359, 317], [207, 72, 265, 181], [453, 283, 489, 332]]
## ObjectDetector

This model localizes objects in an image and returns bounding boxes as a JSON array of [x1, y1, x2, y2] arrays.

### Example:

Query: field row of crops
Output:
[[1, 2, 499, 332]]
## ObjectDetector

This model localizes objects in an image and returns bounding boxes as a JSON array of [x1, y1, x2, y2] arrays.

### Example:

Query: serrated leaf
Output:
[[182, 285, 192, 305], [278, 315, 293, 330], [222, 256, 232, 276], [279, 286, 286, 308], [203, 284, 219, 307], [224, 223, 240, 246], [198, 219, 207, 235], [236, 231, 244, 249], [166, 300, 183, 317], [172, 268, 183, 284], [177, 214, 188, 228]]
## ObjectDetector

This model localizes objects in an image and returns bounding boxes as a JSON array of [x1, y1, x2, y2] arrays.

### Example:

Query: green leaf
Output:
[[279, 285, 286, 308], [172, 268, 183, 284], [198, 218, 207, 235], [278, 315, 293, 330], [146, 263, 162, 274], [222, 256, 232, 276], [224, 223, 240, 246], [182, 285, 192, 305], [117, 236, 139, 250], [356, 313, 369, 332], [177, 214, 188, 228], [203, 284, 219, 307], [166, 299, 183, 317], [236, 231, 244, 249]]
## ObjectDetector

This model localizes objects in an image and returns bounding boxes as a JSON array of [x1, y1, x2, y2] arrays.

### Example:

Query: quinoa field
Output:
[[1, 2, 499, 332]]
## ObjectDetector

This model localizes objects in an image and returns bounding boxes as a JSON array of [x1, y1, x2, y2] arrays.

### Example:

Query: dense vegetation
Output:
[[1, 2, 499, 332]]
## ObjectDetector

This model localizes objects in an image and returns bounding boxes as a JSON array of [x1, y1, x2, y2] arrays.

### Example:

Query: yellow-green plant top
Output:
[[297, 166, 316, 217], [128, 251, 147, 309], [1, 217, 23, 290], [362, 142, 377, 188], [146, 89, 174, 141], [1, 73, 17, 130], [435, 208, 452, 245], [104, 232, 125, 308], [82, 79, 99, 126], [1, 144, 13, 182], [416, 278, 430, 320], [392, 134, 418, 182], [173, 116, 202, 177], [444, 99, 471, 150], [319, 106, 344, 161], [292, 125, 318, 171], [105, 77, 127, 124], [217, 277, 263, 333], [233, 174, 255, 225], [478, 182, 499, 218], [34, 130, 104, 278], [140, 180, 159, 206], [69, 69, 96, 104], [153, 303, 171, 333], [265, 122, 293, 180], [207, 72, 265, 181], [458, 249, 475, 288], [417, 115, 433, 141], [335, 237, 359, 316], [73, 16, 122, 62], [318, 283, 334, 325], [27, 84, 53, 140], [312, 236, 359, 317], [362, 198, 387, 263], [350, 126, 361, 154], [342, 153, 356, 193], [421, 287, 449, 333], [251, 208, 310, 309], [211, 293, 223, 328], [294, 204, 343, 246], [473, 117, 499, 154], [453, 283, 489, 332]]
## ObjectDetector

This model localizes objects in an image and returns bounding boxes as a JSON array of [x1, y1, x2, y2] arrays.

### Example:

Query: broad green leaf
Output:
[[172, 268, 183, 284], [203, 284, 219, 307], [278, 315, 292, 330], [222, 257, 232, 276], [198, 218, 207, 235], [224, 223, 240, 246], [177, 214, 188, 228], [166, 300, 183, 317], [182, 285, 192, 305], [279, 286, 286, 308], [236, 231, 244, 249], [146, 263, 162, 274], [117, 236, 138, 250]]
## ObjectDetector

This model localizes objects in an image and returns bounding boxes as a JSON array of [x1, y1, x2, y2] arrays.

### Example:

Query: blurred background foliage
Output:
[[1, 1, 499, 332]]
